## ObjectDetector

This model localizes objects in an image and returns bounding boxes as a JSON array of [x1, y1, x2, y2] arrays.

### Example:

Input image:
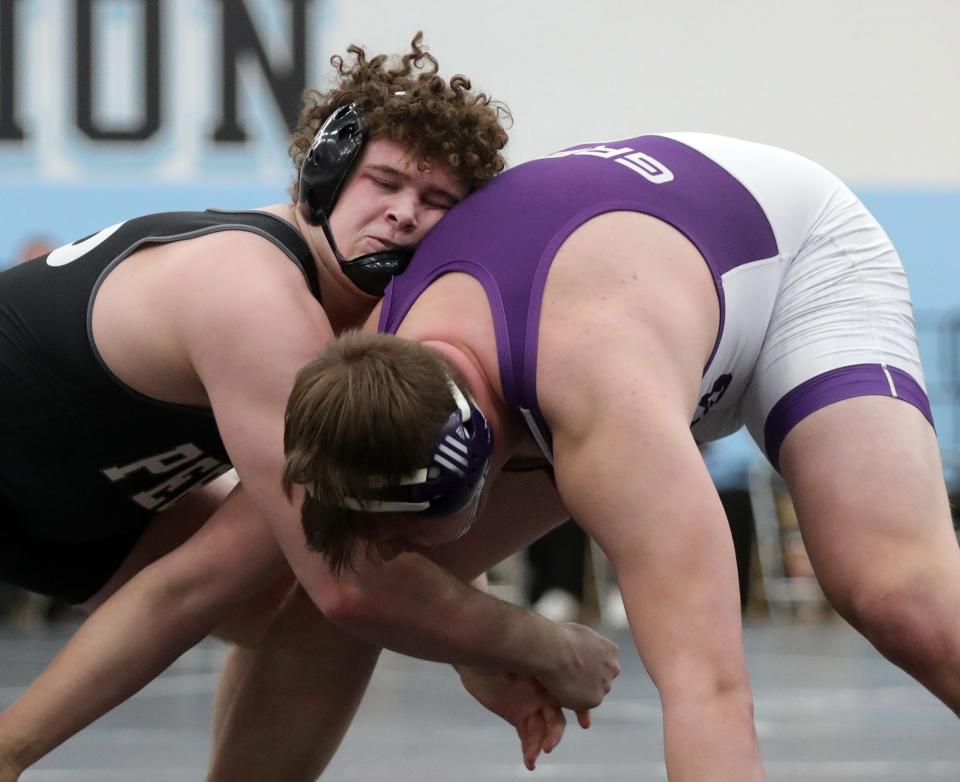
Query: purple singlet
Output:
[[380, 135, 778, 456]]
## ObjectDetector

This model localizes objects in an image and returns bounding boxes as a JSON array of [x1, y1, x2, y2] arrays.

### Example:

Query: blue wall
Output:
[[860, 191, 960, 311], [0, 184, 286, 264]]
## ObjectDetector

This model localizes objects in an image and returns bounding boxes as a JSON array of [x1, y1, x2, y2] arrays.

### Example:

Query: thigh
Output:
[[425, 469, 569, 581], [778, 396, 959, 600], [82, 470, 238, 610], [211, 571, 297, 647]]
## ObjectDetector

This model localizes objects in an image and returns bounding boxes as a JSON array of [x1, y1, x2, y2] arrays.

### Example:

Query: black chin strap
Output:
[[312, 211, 413, 297]]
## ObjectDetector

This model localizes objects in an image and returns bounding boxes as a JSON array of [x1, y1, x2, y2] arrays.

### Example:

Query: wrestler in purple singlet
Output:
[[380, 135, 776, 452]]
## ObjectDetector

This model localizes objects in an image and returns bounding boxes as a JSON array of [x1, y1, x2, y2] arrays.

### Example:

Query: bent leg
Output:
[[207, 586, 380, 782], [76, 473, 319, 762], [780, 396, 960, 712], [209, 571, 296, 746], [82, 471, 238, 612], [90, 476, 363, 782], [0, 482, 286, 777]]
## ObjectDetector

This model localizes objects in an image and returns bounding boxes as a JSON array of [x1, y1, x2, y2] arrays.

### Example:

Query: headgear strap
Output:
[[339, 380, 493, 516], [297, 103, 414, 296]]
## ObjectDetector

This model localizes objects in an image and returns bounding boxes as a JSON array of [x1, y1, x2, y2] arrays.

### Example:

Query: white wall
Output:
[[321, 0, 960, 186], [3, 0, 956, 187]]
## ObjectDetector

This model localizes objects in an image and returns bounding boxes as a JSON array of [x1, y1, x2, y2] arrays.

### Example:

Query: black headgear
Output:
[[297, 103, 414, 296], [340, 380, 494, 518]]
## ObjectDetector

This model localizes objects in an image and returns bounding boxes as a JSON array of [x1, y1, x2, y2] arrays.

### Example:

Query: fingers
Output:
[[541, 704, 567, 754], [519, 711, 546, 771], [576, 709, 591, 729], [518, 704, 568, 771]]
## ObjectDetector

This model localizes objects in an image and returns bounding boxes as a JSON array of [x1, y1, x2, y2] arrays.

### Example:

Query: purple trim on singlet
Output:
[[763, 363, 934, 471], [378, 282, 397, 331], [381, 135, 778, 451], [379, 260, 515, 388]]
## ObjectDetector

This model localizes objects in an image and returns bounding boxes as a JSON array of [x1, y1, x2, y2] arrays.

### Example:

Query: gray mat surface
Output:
[[1, 619, 957, 781]]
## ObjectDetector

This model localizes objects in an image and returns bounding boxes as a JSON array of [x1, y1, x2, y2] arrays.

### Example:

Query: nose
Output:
[[385, 190, 419, 233]]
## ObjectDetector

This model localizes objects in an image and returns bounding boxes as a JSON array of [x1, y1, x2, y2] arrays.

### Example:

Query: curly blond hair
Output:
[[289, 32, 510, 200]]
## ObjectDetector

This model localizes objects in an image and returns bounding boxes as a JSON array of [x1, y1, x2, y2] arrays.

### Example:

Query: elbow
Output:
[[309, 579, 380, 631], [301, 552, 400, 632]]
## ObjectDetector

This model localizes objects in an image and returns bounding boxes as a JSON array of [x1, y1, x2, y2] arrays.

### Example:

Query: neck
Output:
[[281, 203, 378, 333], [422, 340, 526, 468]]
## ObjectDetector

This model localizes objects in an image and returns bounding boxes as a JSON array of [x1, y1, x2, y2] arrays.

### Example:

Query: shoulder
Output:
[[171, 230, 333, 366], [175, 229, 320, 317], [179, 226, 310, 283]]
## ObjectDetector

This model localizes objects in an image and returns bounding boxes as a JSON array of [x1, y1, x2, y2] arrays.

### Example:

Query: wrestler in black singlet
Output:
[[0, 210, 320, 602]]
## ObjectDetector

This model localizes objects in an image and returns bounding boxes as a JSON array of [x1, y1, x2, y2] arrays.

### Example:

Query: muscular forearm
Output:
[[308, 551, 619, 715], [324, 554, 568, 677]]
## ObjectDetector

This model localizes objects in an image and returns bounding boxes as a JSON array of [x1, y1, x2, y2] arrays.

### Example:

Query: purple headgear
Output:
[[342, 380, 493, 517]]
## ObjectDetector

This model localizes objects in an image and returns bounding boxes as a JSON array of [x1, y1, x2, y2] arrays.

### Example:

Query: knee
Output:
[[841, 578, 954, 672], [656, 663, 756, 733], [212, 573, 296, 647]]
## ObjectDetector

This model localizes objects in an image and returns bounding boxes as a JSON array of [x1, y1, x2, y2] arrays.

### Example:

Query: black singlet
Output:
[[0, 209, 319, 602]]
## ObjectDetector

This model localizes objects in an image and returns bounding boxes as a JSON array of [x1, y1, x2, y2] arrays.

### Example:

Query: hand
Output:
[[457, 667, 571, 770], [537, 623, 620, 714], [0, 748, 22, 782]]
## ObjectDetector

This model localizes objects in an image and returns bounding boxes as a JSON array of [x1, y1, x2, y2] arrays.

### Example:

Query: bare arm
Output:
[[208, 465, 617, 781], [0, 484, 285, 776], [188, 258, 617, 710], [207, 554, 609, 782], [276, 537, 619, 717], [548, 353, 764, 781]]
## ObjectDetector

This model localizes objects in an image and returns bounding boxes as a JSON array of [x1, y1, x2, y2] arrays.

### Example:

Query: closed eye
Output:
[[371, 176, 400, 191], [422, 190, 461, 210]]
